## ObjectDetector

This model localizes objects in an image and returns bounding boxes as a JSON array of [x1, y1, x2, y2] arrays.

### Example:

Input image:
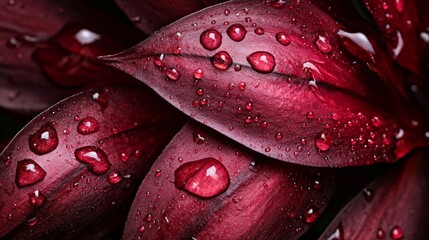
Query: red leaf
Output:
[[115, 0, 226, 34], [0, 0, 143, 113], [122, 122, 335, 239], [100, 0, 427, 167], [319, 151, 429, 240], [0, 84, 185, 239]]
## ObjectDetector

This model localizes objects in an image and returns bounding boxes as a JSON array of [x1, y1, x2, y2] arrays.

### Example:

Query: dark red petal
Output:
[[360, 0, 426, 81], [0, 84, 185, 239], [115, 0, 226, 34], [122, 122, 335, 239], [0, 0, 143, 113], [100, 0, 427, 167], [319, 151, 429, 240]]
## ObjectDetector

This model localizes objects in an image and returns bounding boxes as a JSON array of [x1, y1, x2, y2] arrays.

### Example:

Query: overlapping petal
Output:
[[101, 0, 427, 167], [0, 84, 185, 239], [123, 122, 335, 239]]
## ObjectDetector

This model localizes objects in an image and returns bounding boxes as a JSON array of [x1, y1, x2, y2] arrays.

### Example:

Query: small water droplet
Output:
[[270, 0, 286, 8], [376, 228, 385, 239], [276, 32, 291, 46], [15, 159, 47, 188], [193, 68, 204, 80], [29, 189, 46, 206], [92, 88, 109, 110], [371, 116, 383, 128], [193, 132, 207, 145], [28, 123, 59, 155], [245, 102, 253, 111], [254, 27, 265, 35], [260, 121, 268, 129], [238, 82, 246, 91], [155, 169, 162, 177], [326, 222, 344, 240], [390, 226, 404, 239], [154, 54, 165, 67], [307, 111, 315, 119], [200, 29, 222, 51], [249, 160, 262, 172], [275, 132, 284, 140], [196, 88, 204, 96], [108, 171, 123, 184], [247, 51, 275, 73], [362, 188, 374, 202], [77, 117, 100, 135], [166, 68, 181, 81], [211, 51, 233, 70], [315, 132, 333, 151], [75, 146, 111, 175], [174, 158, 230, 198], [316, 35, 333, 53], [226, 24, 247, 42], [304, 207, 319, 223], [27, 217, 38, 227]]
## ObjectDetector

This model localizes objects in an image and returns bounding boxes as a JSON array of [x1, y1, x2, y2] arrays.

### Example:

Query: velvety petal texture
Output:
[[0, 84, 185, 239], [115, 0, 226, 34], [319, 152, 429, 240], [101, 0, 427, 167], [123, 122, 335, 239]]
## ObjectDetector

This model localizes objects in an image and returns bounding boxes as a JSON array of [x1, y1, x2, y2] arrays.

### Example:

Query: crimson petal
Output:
[[115, 0, 226, 34], [122, 122, 335, 239], [0, 84, 185, 239], [319, 151, 429, 239], [100, 0, 427, 167]]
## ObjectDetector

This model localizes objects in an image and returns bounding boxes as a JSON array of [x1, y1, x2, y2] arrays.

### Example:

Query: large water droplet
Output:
[[211, 51, 233, 70], [28, 123, 59, 155], [316, 35, 333, 54], [247, 51, 275, 74], [276, 32, 291, 46], [77, 117, 100, 135], [200, 29, 222, 51], [75, 146, 111, 175], [226, 24, 247, 42], [29, 189, 46, 206], [315, 132, 333, 151], [390, 226, 404, 239], [166, 67, 181, 81], [15, 159, 47, 188], [174, 158, 230, 198], [304, 207, 319, 223]]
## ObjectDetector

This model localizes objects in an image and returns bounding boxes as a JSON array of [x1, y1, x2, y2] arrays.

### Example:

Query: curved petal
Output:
[[115, 0, 226, 34], [123, 122, 335, 239], [100, 0, 427, 167], [319, 151, 429, 239], [0, 0, 144, 113], [0, 84, 185, 239]]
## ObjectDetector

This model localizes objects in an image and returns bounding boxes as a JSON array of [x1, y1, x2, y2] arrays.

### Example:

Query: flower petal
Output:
[[100, 0, 427, 167], [115, 0, 226, 34], [319, 151, 429, 240], [0, 84, 185, 239], [122, 122, 335, 239]]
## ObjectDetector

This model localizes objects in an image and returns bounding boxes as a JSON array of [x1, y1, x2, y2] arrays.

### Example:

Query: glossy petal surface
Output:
[[123, 122, 335, 239], [101, 0, 426, 167], [0, 85, 185, 239]]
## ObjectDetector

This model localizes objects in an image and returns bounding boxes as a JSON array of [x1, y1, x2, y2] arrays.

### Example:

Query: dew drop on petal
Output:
[[371, 116, 383, 128], [390, 226, 404, 239], [326, 222, 344, 240], [254, 27, 265, 35], [193, 131, 207, 145], [174, 158, 230, 198], [77, 117, 100, 135], [92, 88, 109, 110], [315, 35, 333, 53], [247, 51, 275, 73], [28, 123, 59, 155], [29, 189, 46, 206], [211, 51, 233, 70], [200, 29, 222, 51], [226, 24, 247, 42], [362, 188, 374, 202], [75, 146, 111, 175], [193, 68, 204, 80], [108, 171, 123, 184], [276, 32, 291, 46], [15, 159, 47, 188], [154, 53, 165, 67], [376, 228, 385, 239], [315, 132, 333, 151], [304, 207, 319, 223], [166, 68, 181, 81]]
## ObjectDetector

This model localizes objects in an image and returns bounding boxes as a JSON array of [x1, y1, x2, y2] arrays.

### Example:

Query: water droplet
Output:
[[270, 0, 286, 8], [211, 51, 233, 70], [196, 88, 204, 96], [307, 111, 315, 119], [154, 54, 165, 67], [249, 160, 262, 172], [193, 68, 204, 80], [276, 32, 291, 46], [28, 123, 59, 155], [200, 29, 222, 51], [326, 222, 344, 240], [108, 171, 122, 184], [226, 24, 247, 42], [27, 217, 38, 227], [75, 146, 111, 175], [376, 228, 385, 239], [304, 207, 319, 223], [238, 82, 246, 91], [77, 117, 100, 135], [15, 159, 47, 188], [29, 189, 46, 206], [92, 88, 109, 110], [245, 102, 253, 111], [166, 67, 181, 81], [193, 132, 207, 145], [362, 188, 374, 202], [247, 51, 275, 73], [316, 35, 333, 53], [174, 158, 230, 198], [260, 121, 268, 129], [371, 116, 383, 128], [155, 169, 162, 177], [315, 132, 333, 151], [254, 27, 265, 35], [390, 226, 404, 239], [275, 132, 284, 140]]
